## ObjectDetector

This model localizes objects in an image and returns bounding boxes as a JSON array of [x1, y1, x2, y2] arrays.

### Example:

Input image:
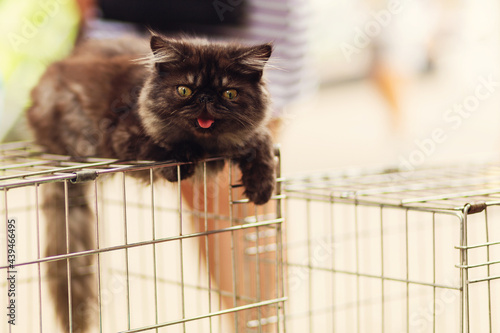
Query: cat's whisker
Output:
[[232, 113, 254, 128]]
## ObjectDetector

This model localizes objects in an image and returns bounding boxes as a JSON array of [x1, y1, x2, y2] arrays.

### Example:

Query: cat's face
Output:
[[139, 35, 272, 146]]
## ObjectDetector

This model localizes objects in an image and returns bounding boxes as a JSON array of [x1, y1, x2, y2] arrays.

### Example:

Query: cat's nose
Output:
[[198, 95, 214, 103]]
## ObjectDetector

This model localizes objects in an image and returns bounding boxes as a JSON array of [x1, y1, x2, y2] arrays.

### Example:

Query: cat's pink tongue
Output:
[[198, 117, 214, 129]]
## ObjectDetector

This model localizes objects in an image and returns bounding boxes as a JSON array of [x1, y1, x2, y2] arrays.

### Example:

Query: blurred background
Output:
[[1, 0, 500, 173], [281, 0, 500, 176], [1, 1, 500, 332]]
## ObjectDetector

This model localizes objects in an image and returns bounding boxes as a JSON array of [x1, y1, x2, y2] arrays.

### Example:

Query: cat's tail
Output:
[[43, 181, 97, 332]]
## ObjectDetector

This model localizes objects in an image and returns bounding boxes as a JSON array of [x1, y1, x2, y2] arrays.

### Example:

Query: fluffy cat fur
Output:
[[28, 33, 276, 332]]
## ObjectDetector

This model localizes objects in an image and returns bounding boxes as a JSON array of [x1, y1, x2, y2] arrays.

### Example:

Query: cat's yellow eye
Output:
[[222, 89, 238, 100], [177, 86, 192, 98]]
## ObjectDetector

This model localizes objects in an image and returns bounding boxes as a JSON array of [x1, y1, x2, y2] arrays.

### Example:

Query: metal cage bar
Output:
[[0, 142, 285, 333], [285, 161, 500, 333]]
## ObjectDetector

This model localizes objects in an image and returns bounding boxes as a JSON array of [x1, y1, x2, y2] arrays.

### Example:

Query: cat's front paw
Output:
[[159, 163, 196, 182], [241, 165, 276, 205], [157, 142, 204, 182]]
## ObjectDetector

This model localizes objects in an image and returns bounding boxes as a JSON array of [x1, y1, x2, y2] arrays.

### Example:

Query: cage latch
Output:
[[464, 202, 486, 215], [71, 170, 98, 183]]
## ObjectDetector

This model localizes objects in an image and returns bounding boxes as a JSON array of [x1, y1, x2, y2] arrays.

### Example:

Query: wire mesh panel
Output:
[[0, 141, 285, 333], [284, 163, 500, 333]]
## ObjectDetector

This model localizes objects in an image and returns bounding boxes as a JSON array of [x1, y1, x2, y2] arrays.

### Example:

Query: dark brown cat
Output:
[[29, 34, 276, 198], [28, 33, 276, 332]]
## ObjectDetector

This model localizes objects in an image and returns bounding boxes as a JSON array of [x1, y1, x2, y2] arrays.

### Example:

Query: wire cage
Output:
[[0, 141, 285, 333], [284, 162, 500, 333]]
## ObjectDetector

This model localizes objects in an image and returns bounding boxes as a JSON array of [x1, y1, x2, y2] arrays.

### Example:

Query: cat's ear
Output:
[[150, 35, 185, 68], [235, 43, 273, 74], [150, 35, 167, 54]]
